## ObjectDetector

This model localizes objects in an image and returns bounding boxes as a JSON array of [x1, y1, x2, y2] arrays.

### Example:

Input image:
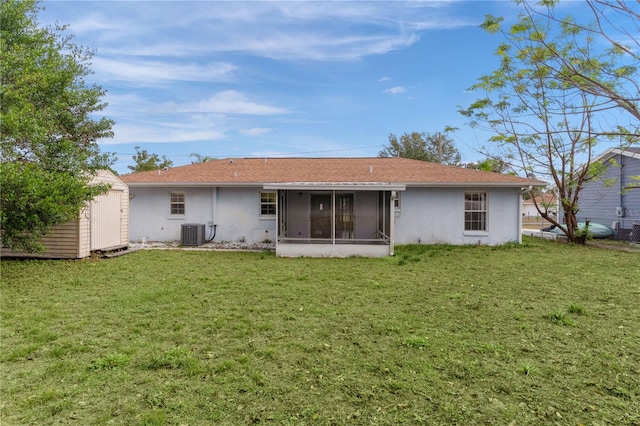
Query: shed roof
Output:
[[120, 157, 545, 188]]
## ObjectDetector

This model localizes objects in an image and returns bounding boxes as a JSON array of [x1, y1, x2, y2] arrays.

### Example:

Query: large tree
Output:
[[190, 153, 216, 164], [379, 131, 461, 165], [464, 157, 512, 174], [459, 0, 638, 243], [1, 0, 114, 252], [128, 146, 173, 172], [526, 0, 639, 121]]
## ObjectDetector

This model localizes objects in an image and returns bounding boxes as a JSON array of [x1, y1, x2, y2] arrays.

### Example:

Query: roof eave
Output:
[[124, 182, 265, 188], [404, 181, 546, 188], [263, 182, 407, 191], [125, 180, 546, 188], [596, 147, 640, 162]]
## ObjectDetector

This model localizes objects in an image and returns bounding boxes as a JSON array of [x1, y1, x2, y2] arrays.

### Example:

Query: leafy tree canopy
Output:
[[464, 157, 512, 174], [378, 131, 461, 165], [190, 153, 216, 163], [1, 0, 114, 252], [128, 146, 173, 172], [459, 0, 638, 242]]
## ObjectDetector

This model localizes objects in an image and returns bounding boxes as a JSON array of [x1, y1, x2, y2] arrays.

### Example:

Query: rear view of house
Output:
[[121, 157, 544, 257], [2, 170, 129, 259]]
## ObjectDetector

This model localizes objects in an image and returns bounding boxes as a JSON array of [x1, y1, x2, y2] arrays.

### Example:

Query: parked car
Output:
[[542, 222, 614, 239]]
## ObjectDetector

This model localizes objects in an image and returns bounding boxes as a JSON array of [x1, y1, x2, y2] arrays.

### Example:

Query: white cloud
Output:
[[383, 86, 407, 95], [167, 91, 287, 115], [226, 33, 420, 61], [378, 76, 392, 82], [103, 122, 226, 145], [97, 90, 286, 145], [66, 13, 115, 33], [103, 115, 228, 145], [50, 1, 474, 62], [240, 127, 274, 137], [91, 57, 236, 85]]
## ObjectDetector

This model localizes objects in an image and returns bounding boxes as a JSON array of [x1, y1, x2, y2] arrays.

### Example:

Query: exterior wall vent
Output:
[[181, 223, 205, 246]]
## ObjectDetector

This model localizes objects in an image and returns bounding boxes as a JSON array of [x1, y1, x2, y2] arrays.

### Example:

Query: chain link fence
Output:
[[581, 217, 640, 243], [522, 215, 640, 243]]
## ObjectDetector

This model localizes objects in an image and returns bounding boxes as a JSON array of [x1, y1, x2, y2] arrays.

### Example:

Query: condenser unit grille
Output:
[[181, 223, 205, 246]]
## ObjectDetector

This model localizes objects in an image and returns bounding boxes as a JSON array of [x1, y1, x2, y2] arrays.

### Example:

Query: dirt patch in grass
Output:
[[1, 237, 639, 425]]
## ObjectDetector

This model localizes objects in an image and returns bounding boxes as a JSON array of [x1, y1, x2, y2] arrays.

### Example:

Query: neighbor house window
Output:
[[464, 192, 487, 231], [170, 192, 185, 215], [260, 191, 276, 216]]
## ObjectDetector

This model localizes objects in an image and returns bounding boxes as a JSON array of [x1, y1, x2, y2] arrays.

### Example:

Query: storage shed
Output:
[[1, 170, 129, 259]]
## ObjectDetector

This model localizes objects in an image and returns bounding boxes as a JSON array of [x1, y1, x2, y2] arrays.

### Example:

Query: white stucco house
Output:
[[120, 157, 544, 257], [522, 193, 558, 218]]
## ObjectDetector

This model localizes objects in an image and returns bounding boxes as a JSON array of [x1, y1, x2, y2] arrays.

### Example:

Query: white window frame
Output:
[[169, 191, 185, 217], [464, 192, 487, 233], [393, 193, 401, 211], [260, 191, 276, 217]]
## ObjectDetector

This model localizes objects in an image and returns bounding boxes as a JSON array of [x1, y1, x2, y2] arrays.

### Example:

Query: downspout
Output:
[[619, 154, 625, 226], [518, 186, 531, 244], [206, 187, 218, 242], [275, 189, 279, 252], [390, 191, 397, 256]]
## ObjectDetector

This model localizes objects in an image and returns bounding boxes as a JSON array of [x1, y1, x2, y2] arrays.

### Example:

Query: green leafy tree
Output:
[[531, 0, 640, 121], [190, 153, 216, 163], [1, 0, 114, 252], [128, 146, 173, 172], [379, 131, 461, 165], [459, 0, 638, 243], [464, 157, 512, 174]]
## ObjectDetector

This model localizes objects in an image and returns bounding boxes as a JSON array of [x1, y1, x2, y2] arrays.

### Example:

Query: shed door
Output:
[[91, 190, 123, 250]]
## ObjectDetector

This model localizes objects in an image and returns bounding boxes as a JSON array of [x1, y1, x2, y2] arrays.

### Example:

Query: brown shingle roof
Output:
[[523, 193, 557, 205], [120, 157, 545, 187]]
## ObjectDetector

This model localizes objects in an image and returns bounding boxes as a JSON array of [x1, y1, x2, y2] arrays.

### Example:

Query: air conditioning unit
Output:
[[181, 223, 205, 246]]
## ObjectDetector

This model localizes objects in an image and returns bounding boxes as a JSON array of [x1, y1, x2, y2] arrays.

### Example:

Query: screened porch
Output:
[[263, 184, 404, 257]]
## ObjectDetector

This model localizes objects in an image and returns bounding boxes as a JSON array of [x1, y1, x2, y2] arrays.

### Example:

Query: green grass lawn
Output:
[[1, 237, 639, 425]]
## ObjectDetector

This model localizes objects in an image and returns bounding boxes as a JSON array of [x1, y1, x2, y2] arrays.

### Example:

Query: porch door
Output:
[[336, 194, 354, 239], [310, 194, 332, 238]]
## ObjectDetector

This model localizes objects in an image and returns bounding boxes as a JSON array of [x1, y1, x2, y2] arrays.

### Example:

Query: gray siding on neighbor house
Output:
[[621, 154, 640, 222], [576, 154, 640, 229]]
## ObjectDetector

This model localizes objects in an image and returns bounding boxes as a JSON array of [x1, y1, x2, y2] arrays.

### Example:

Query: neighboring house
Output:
[[570, 147, 640, 240], [2, 170, 129, 259], [522, 193, 558, 218], [120, 157, 544, 257]]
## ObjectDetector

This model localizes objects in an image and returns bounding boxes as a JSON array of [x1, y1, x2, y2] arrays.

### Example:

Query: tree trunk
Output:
[[563, 209, 578, 243]]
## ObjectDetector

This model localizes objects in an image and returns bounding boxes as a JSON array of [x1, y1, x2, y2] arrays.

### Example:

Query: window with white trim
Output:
[[464, 192, 487, 231], [170, 191, 185, 216], [260, 191, 276, 216], [393, 193, 401, 210]]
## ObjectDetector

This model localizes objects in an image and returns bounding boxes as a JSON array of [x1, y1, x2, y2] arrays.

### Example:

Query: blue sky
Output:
[[39, 1, 595, 174]]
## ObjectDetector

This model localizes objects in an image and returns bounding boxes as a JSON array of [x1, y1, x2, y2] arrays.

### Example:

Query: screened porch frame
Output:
[[263, 183, 404, 256]]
